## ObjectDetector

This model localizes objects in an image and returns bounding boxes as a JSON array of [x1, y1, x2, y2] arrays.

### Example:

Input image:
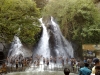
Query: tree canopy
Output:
[[0, 0, 41, 45], [34, 0, 49, 9], [42, 0, 100, 44]]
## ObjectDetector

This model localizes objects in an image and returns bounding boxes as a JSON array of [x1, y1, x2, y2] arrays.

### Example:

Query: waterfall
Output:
[[33, 17, 74, 60], [8, 36, 24, 58], [50, 17, 74, 58], [33, 18, 50, 58], [8, 16, 74, 61], [7, 17, 74, 72]]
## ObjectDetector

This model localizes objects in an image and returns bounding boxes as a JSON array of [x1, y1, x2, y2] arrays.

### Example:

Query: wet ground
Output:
[[0, 64, 79, 75], [6, 71, 78, 75]]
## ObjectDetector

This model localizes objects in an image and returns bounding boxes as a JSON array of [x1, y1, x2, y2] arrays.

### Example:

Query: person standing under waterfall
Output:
[[28, 56, 32, 67], [10, 57, 14, 71], [62, 57, 64, 66], [54, 57, 57, 66], [36, 54, 40, 66], [15, 60, 19, 71], [6, 57, 9, 65], [50, 56, 53, 64], [37, 59, 40, 66], [34, 61, 36, 66], [46, 58, 49, 67], [21, 59, 24, 71], [24, 58, 27, 67], [66, 57, 68, 64], [43, 57, 45, 65], [71, 58, 76, 72], [26, 58, 29, 67], [18, 57, 21, 67], [76, 60, 81, 72]]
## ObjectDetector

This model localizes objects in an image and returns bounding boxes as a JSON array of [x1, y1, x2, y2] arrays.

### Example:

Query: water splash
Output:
[[33, 18, 50, 58], [26, 17, 74, 71], [7, 17, 74, 72], [50, 17, 74, 58], [8, 36, 24, 58], [33, 17, 74, 59]]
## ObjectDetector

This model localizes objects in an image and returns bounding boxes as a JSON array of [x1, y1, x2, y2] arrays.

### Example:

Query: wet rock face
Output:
[[49, 31, 57, 57], [42, 16, 52, 28]]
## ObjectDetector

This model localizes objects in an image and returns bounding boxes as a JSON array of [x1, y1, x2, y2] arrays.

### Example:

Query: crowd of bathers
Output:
[[1, 54, 100, 75]]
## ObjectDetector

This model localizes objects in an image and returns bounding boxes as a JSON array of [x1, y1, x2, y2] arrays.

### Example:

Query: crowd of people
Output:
[[63, 57, 100, 75], [0, 54, 100, 75], [0, 54, 79, 73], [65, 57, 100, 75]]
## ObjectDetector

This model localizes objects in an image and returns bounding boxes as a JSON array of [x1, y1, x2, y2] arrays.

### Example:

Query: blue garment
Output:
[[84, 60, 87, 63], [79, 67, 91, 75]]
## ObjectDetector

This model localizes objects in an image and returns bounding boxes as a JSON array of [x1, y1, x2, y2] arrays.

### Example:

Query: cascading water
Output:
[[6, 17, 75, 75], [28, 18, 51, 71], [50, 17, 74, 58], [33, 18, 50, 58], [8, 35, 32, 59], [28, 17, 74, 72], [8, 36, 24, 58], [33, 17, 74, 59]]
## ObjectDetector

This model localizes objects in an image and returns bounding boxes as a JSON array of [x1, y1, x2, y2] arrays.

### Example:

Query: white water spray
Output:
[[50, 17, 74, 58], [7, 17, 74, 73], [8, 36, 24, 58], [33, 17, 74, 58], [34, 18, 50, 58]]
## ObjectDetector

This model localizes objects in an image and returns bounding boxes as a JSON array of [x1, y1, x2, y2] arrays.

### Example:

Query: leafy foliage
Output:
[[0, 0, 41, 44], [34, 0, 49, 9], [42, 0, 100, 44]]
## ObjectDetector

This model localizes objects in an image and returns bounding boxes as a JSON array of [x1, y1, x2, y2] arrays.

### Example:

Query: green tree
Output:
[[42, 0, 100, 44], [42, 0, 100, 58], [0, 0, 41, 45], [34, 0, 49, 9]]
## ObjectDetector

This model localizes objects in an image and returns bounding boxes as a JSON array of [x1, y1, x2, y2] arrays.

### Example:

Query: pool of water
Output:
[[6, 71, 64, 75], [6, 71, 78, 75]]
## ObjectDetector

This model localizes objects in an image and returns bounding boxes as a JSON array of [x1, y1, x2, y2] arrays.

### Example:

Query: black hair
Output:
[[64, 68, 70, 75], [93, 58, 99, 64], [84, 62, 89, 67]]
